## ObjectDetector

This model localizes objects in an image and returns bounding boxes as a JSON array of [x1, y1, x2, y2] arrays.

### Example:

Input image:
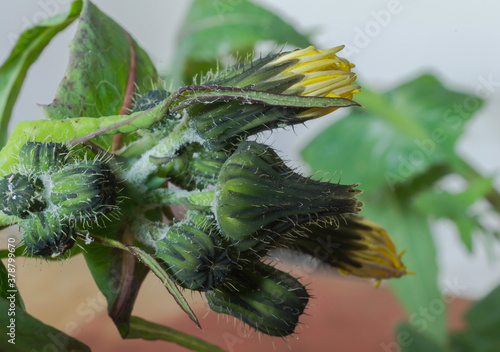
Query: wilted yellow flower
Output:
[[290, 215, 409, 285]]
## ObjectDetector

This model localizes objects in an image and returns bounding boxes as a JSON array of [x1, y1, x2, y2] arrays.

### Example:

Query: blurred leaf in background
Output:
[[302, 71, 500, 344], [170, 0, 310, 85], [0, 0, 83, 149], [398, 282, 500, 352]]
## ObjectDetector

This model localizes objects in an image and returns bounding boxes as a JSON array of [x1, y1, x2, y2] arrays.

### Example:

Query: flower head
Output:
[[268, 45, 360, 118], [290, 215, 409, 284], [214, 45, 359, 101], [188, 45, 360, 151]]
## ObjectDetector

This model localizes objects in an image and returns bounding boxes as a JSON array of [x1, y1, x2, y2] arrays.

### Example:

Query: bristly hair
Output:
[[195, 46, 288, 86]]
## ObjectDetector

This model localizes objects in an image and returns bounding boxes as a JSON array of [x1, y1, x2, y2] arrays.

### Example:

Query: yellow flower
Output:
[[191, 45, 360, 150], [267, 45, 359, 99], [266, 46, 360, 119]]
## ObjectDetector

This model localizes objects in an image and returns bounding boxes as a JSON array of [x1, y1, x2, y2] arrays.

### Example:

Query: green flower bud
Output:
[[50, 160, 118, 222], [21, 212, 76, 258], [288, 215, 408, 284], [0, 173, 45, 218], [155, 217, 235, 291], [215, 141, 362, 245], [156, 143, 228, 190], [205, 262, 309, 337], [188, 46, 360, 151], [19, 141, 69, 174]]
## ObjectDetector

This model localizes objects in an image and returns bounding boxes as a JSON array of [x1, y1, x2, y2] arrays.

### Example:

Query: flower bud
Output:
[[188, 46, 360, 150], [21, 212, 75, 258], [215, 141, 362, 244], [289, 215, 408, 282], [156, 143, 228, 190], [50, 160, 119, 222], [155, 217, 235, 291], [0, 173, 45, 218], [19, 141, 69, 174], [205, 262, 309, 337]]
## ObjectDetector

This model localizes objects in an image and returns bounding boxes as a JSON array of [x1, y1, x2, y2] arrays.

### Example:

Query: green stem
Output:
[[127, 316, 226, 352], [125, 117, 193, 189], [357, 86, 429, 140], [451, 156, 500, 212], [90, 234, 201, 328], [0, 213, 17, 227], [144, 188, 214, 210]]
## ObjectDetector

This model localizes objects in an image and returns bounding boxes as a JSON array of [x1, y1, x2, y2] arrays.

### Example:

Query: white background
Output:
[[0, 0, 499, 298]]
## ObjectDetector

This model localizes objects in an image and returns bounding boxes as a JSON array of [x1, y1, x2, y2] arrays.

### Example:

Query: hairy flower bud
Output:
[[188, 45, 360, 150], [19, 141, 70, 174], [0, 173, 45, 218], [215, 141, 362, 246], [205, 262, 309, 337], [289, 215, 408, 282], [21, 212, 76, 258], [155, 217, 235, 291], [50, 160, 119, 222], [156, 143, 228, 190]]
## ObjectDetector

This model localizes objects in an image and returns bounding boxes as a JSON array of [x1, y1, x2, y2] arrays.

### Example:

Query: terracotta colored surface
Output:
[[4, 247, 472, 352]]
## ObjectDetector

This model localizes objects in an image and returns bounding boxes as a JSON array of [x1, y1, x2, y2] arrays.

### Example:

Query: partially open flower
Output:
[[188, 45, 360, 150], [214, 45, 359, 101], [289, 215, 408, 283]]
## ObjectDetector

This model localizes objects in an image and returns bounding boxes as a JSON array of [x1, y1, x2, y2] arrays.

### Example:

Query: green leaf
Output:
[[127, 316, 226, 352], [168, 85, 359, 112], [90, 234, 201, 329], [414, 177, 493, 219], [359, 194, 446, 342], [0, 0, 83, 149], [83, 221, 151, 337], [172, 0, 311, 84], [302, 75, 484, 194], [0, 213, 18, 227], [464, 283, 500, 336], [413, 177, 494, 250], [40, 0, 157, 121], [449, 283, 500, 352], [83, 242, 149, 336], [0, 298, 90, 352], [396, 324, 445, 352]]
